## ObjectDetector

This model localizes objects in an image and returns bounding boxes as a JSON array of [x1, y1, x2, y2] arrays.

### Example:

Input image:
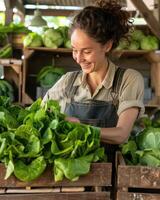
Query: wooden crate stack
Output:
[[0, 162, 112, 200], [116, 152, 160, 200]]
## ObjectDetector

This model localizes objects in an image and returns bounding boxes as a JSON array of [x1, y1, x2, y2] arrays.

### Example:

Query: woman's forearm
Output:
[[100, 127, 129, 144]]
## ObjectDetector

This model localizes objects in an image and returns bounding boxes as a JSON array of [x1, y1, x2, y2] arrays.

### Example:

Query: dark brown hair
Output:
[[70, 0, 132, 49]]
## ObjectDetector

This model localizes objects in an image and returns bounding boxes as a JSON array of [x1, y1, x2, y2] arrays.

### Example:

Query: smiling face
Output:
[[71, 28, 111, 74]]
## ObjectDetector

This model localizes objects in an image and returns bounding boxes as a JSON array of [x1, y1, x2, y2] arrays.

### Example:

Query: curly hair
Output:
[[70, 0, 132, 49]]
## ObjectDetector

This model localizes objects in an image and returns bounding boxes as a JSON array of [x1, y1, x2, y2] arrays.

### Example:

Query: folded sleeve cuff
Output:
[[118, 100, 145, 118]]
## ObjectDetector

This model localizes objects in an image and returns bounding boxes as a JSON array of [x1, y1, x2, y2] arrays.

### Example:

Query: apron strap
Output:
[[111, 67, 126, 106], [66, 71, 80, 98], [112, 67, 126, 93], [66, 68, 126, 101]]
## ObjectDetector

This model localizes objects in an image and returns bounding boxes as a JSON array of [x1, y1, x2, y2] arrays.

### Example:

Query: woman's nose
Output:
[[76, 52, 84, 63]]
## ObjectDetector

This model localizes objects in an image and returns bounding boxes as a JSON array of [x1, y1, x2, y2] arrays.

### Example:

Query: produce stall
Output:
[[0, 1, 160, 200]]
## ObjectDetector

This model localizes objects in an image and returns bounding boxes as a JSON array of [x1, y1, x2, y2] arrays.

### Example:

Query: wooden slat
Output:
[[117, 191, 160, 200], [118, 165, 160, 189], [24, 0, 94, 7], [0, 163, 112, 188], [6, 188, 60, 193], [130, 0, 160, 39], [0, 59, 22, 66], [0, 192, 110, 200], [25, 47, 154, 55], [25, 9, 75, 16], [26, 47, 72, 53], [61, 187, 85, 192]]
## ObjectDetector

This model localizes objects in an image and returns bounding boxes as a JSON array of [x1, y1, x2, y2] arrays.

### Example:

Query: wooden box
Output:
[[0, 162, 112, 200], [116, 152, 160, 200], [12, 33, 26, 45]]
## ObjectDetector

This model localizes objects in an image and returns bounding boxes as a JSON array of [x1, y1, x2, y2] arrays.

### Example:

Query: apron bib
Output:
[[65, 67, 126, 161]]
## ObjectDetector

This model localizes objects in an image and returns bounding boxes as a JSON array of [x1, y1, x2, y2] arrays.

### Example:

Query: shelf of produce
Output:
[[0, 162, 112, 200], [22, 47, 160, 105], [116, 152, 160, 200], [0, 58, 22, 103]]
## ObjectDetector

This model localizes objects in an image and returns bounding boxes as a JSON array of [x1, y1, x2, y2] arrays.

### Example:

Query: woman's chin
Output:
[[81, 67, 93, 73]]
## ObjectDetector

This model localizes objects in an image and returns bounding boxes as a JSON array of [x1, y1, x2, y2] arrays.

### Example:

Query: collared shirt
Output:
[[43, 60, 145, 117]]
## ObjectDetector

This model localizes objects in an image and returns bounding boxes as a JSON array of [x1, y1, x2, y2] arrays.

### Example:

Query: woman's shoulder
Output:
[[123, 68, 144, 82], [63, 71, 81, 79]]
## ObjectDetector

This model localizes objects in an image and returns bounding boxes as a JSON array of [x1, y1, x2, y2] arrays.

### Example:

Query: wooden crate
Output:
[[0, 162, 112, 200], [12, 33, 26, 46], [116, 152, 160, 200], [0, 58, 22, 103]]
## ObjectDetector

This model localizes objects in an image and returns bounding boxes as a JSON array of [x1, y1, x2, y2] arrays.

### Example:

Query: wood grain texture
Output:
[[118, 165, 160, 189], [117, 191, 160, 200], [0, 163, 112, 188], [0, 192, 110, 200]]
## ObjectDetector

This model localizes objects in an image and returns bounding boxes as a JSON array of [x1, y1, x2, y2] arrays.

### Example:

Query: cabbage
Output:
[[42, 28, 63, 48], [64, 39, 71, 48], [128, 40, 140, 50], [136, 128, 160, 150], [23, 32, 42, 47], [139, 151, 160, 167], [115, 39, 129, 50], [37, 66, 65, 88], [140, 35, 159, 50], [56, 26, 69, 39], [130, 29, 145, 41], [57, 26, 71, 48]]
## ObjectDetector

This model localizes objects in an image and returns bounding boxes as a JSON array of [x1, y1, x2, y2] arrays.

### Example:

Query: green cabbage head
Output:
[[42, 28, 63, 48], [23, 32, 42, 47]]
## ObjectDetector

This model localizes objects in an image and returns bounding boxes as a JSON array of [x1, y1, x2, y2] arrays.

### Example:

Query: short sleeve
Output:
[[117, 69, 145, 118], [42, 72, 72, 112]]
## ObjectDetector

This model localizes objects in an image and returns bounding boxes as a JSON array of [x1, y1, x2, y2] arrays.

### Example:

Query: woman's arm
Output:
[[100, 107, 139, 144]]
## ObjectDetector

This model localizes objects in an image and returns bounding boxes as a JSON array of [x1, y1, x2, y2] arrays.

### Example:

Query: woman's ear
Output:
[[104, 40, 113, 52]]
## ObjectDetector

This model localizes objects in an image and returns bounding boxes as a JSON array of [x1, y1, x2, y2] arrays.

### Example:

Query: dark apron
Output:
[[65, 67, 126, 162]]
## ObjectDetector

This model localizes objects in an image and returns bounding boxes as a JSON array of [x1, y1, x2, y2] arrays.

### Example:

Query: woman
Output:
[[43, 0, 144, 151]]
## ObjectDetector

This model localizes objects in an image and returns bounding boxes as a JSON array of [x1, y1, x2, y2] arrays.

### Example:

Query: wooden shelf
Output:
[[0, 58, 22, 103], [0, 58, 22, 66], [26, 47, 72, 53], [25, 47, 158, 56]]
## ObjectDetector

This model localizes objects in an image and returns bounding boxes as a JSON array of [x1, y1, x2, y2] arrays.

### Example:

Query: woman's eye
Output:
[[84, 51, 91, 54]]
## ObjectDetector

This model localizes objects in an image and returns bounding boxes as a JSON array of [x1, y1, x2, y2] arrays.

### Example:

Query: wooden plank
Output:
[[4, 0, 13, 25], [24, 0, 94, 7], [26, 9, 75, 17], [6, 188, 60, 193], [15, 0, 25, 15], [0, 163, 112, 188], [118, 165, 160, 189], [153, 0, 160, 22], [130, 0, 160, 39], [61, 187, 85, 192], [0, 189, 5, 194], [0, 192, 110, 200], [117, 191, 160, 200], [4, 0, 11, 9], [26, 47, 72, 53]]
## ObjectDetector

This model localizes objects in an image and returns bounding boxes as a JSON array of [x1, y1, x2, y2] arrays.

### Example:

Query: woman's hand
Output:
[[65, 116, 80, 123]]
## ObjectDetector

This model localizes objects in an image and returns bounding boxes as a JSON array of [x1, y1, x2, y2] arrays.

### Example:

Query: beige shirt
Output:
[[43, 60, 145, 118]]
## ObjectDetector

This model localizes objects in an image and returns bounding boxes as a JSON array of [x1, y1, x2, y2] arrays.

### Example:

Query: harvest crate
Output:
[[0, 162, 112, 200], [11, 33, 26, 47], [116, 152, 160, 200]]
